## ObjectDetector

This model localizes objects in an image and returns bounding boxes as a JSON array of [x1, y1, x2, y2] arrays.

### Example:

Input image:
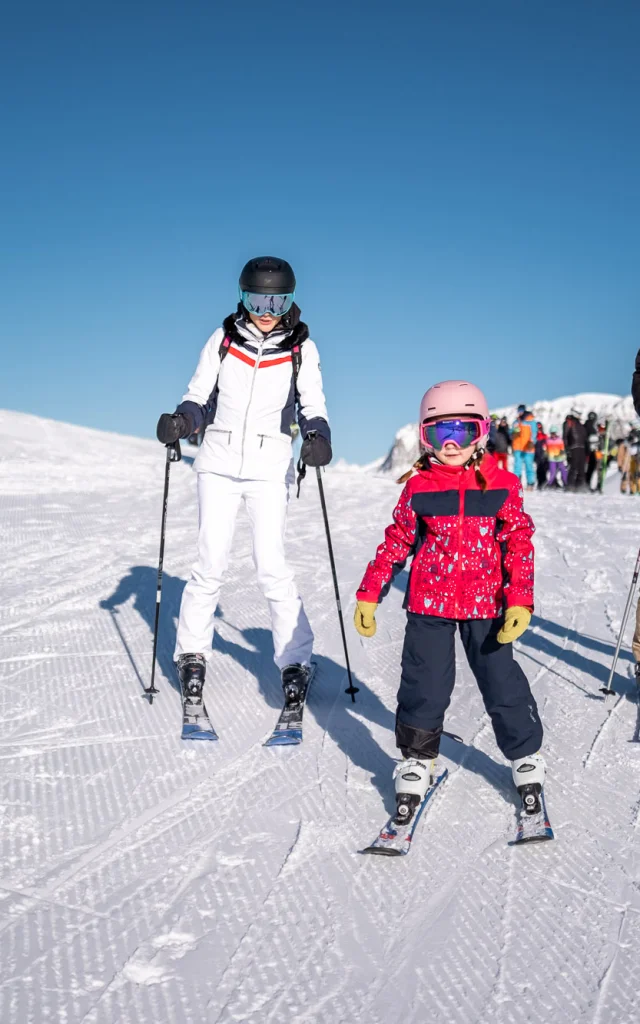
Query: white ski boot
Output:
[[511, 753, 546, 815], [393, 758, 435, 824]]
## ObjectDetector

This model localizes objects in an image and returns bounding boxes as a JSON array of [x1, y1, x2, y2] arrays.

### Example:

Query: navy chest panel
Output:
[[411, 488, 509, 518]]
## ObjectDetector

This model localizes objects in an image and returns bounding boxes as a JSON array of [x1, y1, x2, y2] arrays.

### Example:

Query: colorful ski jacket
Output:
[[511, 414, 538, 452], [357, 455, 534, 619], [546, 436, 566, 463]]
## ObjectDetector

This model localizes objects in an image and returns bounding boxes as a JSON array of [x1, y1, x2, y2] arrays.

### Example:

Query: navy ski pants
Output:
[[396, 614, 543, 762]]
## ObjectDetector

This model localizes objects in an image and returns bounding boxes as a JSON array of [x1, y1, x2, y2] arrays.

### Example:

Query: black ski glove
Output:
[[300, 431, 332, 467], [156, 413, 190, 445]]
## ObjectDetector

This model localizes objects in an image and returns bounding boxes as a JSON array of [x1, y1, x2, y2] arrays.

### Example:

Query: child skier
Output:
[[354, 380, 545, 824], [546, 426, 567, 488], [156, 256, 331, 710]]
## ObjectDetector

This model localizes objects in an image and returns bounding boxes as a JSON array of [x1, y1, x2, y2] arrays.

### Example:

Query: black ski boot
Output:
[[177, 653, 206, 704], [281, 663, 311, 706]]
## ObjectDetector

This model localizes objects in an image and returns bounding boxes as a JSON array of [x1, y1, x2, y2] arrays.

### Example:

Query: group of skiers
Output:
[[489, 406, 610, 492]]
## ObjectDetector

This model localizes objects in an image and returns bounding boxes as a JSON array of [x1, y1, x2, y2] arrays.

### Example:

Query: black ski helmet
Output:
[[239, 256, 296, 296]]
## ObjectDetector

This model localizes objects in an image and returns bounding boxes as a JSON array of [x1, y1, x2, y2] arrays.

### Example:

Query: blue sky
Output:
[[1, 0, 638, 463]]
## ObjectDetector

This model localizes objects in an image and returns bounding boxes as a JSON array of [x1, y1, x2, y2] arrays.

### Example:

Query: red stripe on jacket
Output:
[[228, 346, 255, 367], [227, 347, 292, 369], [356, 455, 535, 619]]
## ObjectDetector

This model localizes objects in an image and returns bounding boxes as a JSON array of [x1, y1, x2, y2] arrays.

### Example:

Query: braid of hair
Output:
[[397, 453, 430, 484], [396, 449, 487, 488], [472, 449, 488, 491]]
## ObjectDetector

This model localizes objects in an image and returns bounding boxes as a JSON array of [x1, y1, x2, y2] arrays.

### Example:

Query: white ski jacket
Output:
[[177, 318, 330, 482]]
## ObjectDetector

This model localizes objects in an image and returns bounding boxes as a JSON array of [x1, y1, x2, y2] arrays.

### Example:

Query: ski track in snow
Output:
[[1, 413, 640, 1023]]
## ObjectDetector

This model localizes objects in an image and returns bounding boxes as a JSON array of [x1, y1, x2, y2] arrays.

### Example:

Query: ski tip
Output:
[[510, 830, 555, 846], [181, 729, 219, 741], [360, 846, 403, 857], [263, 733, 303, 747]]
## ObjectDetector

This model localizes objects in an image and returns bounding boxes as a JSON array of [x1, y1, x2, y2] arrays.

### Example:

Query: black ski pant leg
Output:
[[567, 447, 586, 490], [586, 452, 597, 489], [459, 618, 543, 761], [396, 614, 457, 760]]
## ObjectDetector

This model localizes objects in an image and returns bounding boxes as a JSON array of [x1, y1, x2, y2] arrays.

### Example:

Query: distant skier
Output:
[[633, 349, 640, 417], [354, 380, 545, 825], [620, 428, 640, 495], [156, 256, 331, 711], [511, 404, 537, 491], [546, 426, 567, 488], [493, 416, 511, 471], [584, 411, 599, 490], [534, 422, 549, 490], [563, 411, 587, 491]]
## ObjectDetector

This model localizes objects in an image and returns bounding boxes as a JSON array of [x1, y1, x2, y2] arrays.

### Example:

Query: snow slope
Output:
[[2, 409, 640, 1024], [380, 393, 637, 478]]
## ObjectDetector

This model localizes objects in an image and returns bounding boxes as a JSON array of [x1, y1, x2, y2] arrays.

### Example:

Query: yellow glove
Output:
[[497, 606, 531, 644], [354, 601, 377, 637]]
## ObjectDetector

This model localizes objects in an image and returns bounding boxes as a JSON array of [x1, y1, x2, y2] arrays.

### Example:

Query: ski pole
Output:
[[147, 440, 181, 704], [601, 545, 640, 696], [315, 467, 359, 702]]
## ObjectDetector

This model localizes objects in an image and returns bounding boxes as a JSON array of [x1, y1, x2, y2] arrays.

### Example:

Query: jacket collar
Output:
[[233, 318, 293, 347], [417, 452, 496, 483]]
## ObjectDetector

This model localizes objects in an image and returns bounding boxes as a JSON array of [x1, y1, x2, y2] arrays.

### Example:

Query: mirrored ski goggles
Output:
[[240, 291, 294, 317], [420, 416, 490, 450]]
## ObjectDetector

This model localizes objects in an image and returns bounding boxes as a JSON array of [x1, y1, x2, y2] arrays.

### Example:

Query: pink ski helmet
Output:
[[419, 380, 491, 449]]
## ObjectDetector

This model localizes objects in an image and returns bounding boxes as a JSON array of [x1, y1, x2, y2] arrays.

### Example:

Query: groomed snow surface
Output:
[[1, 410, 640, 1024]]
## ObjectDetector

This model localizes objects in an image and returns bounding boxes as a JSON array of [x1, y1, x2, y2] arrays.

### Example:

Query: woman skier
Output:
[[354, 380, 545, 824], [156, 257, 331, 710]]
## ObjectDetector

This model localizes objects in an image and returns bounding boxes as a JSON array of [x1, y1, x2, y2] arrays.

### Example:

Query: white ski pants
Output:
[[174, 472, 314, 669]]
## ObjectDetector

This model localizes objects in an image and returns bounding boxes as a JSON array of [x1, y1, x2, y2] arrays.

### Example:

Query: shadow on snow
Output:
[[391, 571, 637, 703], [101, 565, 528, 810]]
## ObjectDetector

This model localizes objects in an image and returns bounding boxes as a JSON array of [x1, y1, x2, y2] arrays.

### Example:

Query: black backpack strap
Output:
[[201, 336, 231, 431], [291, 343, 307, 496], [219, 335, 231, 361], [291, 343, 302, 395]]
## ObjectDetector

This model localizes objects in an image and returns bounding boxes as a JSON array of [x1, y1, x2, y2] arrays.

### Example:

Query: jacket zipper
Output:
[[454, 471, 465, 618], [238, 338, 263, 476], [211, 428, 231, 445]]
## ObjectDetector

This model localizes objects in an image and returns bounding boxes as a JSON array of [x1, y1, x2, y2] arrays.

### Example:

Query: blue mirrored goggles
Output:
[[421, 417, 488, 450], [240, 291, 294, 317]]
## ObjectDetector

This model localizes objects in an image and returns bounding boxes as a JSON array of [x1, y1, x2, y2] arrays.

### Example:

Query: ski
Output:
[[361, 766, 448, 857], [180, 690, 218, 741], [263, 662, 317, 747], [512, 785, 554, 845]]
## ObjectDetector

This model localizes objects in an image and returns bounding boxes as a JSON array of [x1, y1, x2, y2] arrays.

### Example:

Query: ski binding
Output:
[[511, 784, 554, 845], [264, 662, 317, 747], [181, 695, 218, 742], [361, 766, 448, 857]]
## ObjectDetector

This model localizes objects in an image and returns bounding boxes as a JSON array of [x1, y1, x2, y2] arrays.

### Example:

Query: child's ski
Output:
[[361, 767, 448, 857], [263, 662, 317, 747], [512, 786, 554, 844]]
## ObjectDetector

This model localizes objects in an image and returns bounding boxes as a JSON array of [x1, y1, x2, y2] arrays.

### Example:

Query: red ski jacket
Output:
[[357, 455, 534, 619]]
